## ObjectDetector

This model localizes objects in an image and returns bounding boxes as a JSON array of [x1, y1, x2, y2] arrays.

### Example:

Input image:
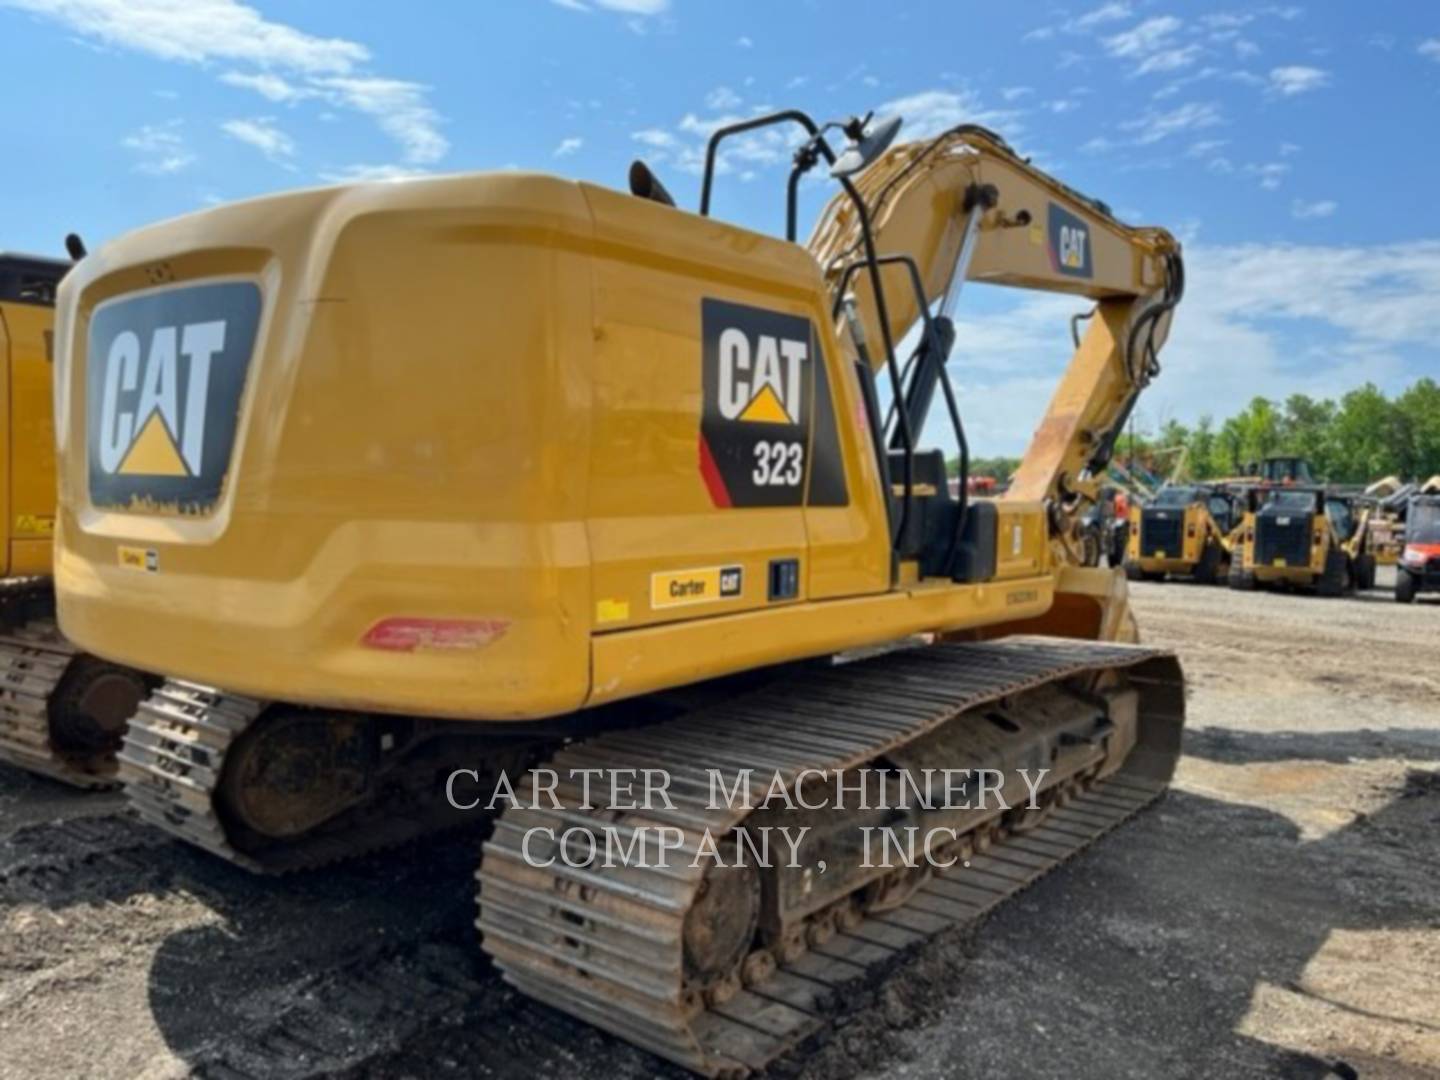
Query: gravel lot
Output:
[[1, 571, 1436, 1080]]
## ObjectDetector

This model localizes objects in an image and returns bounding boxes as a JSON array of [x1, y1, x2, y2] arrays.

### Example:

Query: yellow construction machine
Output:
[[52, 113, 1185, 1073], [0, 249, 150, 786], [1229, 486, 1375, 596], [1123, 482, 1238, 584]]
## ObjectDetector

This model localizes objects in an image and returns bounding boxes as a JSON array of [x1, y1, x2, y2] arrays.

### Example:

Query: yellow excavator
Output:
[[52, 113, 1185, 1074], [0, 249, 150, 787]]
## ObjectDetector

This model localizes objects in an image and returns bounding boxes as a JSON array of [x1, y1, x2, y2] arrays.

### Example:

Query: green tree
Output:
[[1396, 378, 1440, 479], [1329, 383, 1399, 483], [1188, 415, 1216, 478], [1281, 394, 1338, 479]]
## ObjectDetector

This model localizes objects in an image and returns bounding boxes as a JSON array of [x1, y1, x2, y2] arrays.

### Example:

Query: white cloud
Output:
[[632, 128, 676, 149], [1268, 65, 1329, 95], [1000, 86, 1033, 101], [1234, 38, 1260, 58], [1025, 2, 1132, 43], [1185, 139, 1228, 158], [1246, 161, 1290, 189], [221, 117, 295, 162], [311, 76, 447, 163], [1136, 44, 1202, 75], [1201, 13, 1253, 31], [1291, 198, 1337, 219], [735, 35, 752, 48], [1419, 38, 1440, 61], [1080, 136, 1114, 154], [877, 88, 1022, 139], [705, 85, 741, 111], [1073, 2, 1132, 30], [1121, 101, 1222, 144], [0, 0, 366, 71], [554, 136, 583, 157], [1105, 16, 1182, 58], [319, 163, 430, 183], [5, 0, 447, 166], [121, 121, 193, 175], [220, 70, 310, 103], [548, 0, 668, 12]]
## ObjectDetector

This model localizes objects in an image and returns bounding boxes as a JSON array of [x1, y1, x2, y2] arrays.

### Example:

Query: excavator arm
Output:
[[806, 125, 1183, 543]]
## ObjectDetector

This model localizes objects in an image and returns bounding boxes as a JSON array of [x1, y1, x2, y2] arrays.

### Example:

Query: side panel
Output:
[[7, 301, 57, 575], [0, 305, 9, 578], [579, 185, 888, 641]]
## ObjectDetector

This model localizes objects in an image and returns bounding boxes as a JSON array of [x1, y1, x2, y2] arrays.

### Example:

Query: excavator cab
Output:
[[1247, 455, 1316, 486]]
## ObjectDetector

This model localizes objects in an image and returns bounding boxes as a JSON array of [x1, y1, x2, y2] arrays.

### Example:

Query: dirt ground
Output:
[[1, 571, 1437, 1080]]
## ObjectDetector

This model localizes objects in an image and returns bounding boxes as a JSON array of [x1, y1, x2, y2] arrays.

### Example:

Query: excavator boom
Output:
[[808, 125, 1182, 520]]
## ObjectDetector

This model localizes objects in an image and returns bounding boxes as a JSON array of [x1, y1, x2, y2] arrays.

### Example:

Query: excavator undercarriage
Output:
[[480, 638, 1182, 1076], [0, 581, 148, 787]]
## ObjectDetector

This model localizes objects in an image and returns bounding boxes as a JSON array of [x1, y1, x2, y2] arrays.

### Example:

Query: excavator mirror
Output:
[[829, 114, 903, 179]]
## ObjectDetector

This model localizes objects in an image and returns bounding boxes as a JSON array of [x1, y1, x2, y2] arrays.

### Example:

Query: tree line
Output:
[[954, 378, 1440, 486]]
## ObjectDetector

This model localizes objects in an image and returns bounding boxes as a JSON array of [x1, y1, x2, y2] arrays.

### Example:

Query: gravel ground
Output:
[[0, 570, 1436, 1080]]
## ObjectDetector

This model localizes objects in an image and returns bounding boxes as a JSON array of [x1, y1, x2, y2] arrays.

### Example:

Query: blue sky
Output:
[[2, 0, 1437, 455]]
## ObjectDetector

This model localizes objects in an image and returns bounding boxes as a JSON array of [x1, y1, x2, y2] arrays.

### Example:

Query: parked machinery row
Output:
[[1120, 468, 1440, 602]]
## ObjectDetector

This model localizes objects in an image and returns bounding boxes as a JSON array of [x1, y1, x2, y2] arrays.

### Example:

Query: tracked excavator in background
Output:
[[0, 249, 150, 787], [52, 111, 1185, 1074]]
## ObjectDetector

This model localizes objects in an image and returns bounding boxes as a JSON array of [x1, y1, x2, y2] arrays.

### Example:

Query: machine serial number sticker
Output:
[[118, 545, 159, 572], [651, 565, 743, 610], [1273, 558, 1287, 567], [1006, 588, 1039, 607]]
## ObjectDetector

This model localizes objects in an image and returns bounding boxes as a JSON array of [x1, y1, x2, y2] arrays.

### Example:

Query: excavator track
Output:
[[478, 636, 1184, 1077], [120, 681, 539, 873], [119, 681, 270, 869], [0, 620, 110, 788]]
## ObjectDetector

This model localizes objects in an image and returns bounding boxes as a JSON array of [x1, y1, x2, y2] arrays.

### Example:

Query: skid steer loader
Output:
[[51, 111, 1186, 1074], [1124, 482, 1237, 584], [1229, 486, 1375, 596]]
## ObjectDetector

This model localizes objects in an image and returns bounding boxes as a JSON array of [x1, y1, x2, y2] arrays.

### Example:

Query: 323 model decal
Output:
[[698, 297, 846, 509]]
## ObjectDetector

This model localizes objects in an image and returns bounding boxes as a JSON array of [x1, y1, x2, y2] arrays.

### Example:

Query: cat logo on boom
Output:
[[86, 281, 261, 512], [1047, 202, 1093, 279]]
